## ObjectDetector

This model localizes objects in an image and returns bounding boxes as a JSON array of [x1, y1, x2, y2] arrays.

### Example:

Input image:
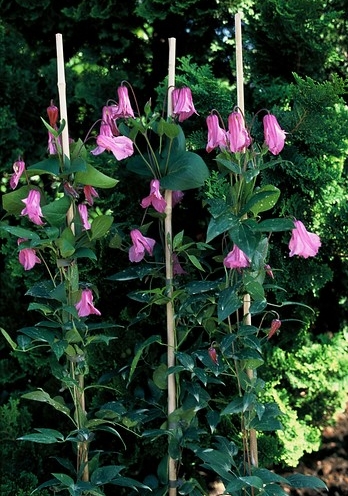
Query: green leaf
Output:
[[225, 476, 264, 492], [21, 389, 71, 417], [41, 196, 71, 227], [252, 468, 289, 485], [176, 351, 195, 371], [27, 157, 60, 176], [217, 287, 242, 322], [0, 224, 41, 240], [221, 396, 244, 415], [187, 253, 204, 271], [262, 484, 289, 496], [286, 474, 327, 490], [74, 247, 97, 260], [90, 465, 124, 485], [18, 428, 65, 444], [160, 151, 209, 191], [75, 162, 118, 188], [241, 185, 280, 217], [206, 410, 220, 433], [90, 215, 114, 240], [153, 363, 168, 390], [229, 221, 262, 259], [1, 328, 18, 350], [252, 218, 295, 232], [52, 473, 75, 488], [206, 209, 239, 243], [128, 335, 162, 385], [157, 118, 181, 139]]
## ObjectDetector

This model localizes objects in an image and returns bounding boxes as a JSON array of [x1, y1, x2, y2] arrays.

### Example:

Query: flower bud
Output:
[[47, 100, 59, 128], [208, 346, 218, 364], [268, 319, 281, 340]]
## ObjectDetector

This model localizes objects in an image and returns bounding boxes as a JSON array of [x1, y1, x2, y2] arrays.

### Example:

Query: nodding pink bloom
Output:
[[289, 220, 321, 258], [91, 134, 134, 161], [78, 204, 91, 231], [47, 101, 59, 155], [265, 264, 274, 278], [102, 105, 120, 136], [47, 100, 59, 128], [114, 86, 135, 119], [84, 185, 99, 206], [140, 179, 167, 213], [10, 159, 26, 189], [206, 114, 228, 152], [172, 190, 184, 207], [173, 253, 186, 275], [75, 288, 101, 318], [263, 114, 286, 155], [228, 111, 251, 153], [129, 229, 156, 263], [172, 87, 199, 122], [21, 190, 44, 226], [17, 238, 41, 271], [223, 245, 250, 270], [64, 181, 79, 199]]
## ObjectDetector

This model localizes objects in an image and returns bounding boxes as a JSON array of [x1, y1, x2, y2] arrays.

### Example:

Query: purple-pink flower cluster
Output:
[[206, 110, 286, 156]]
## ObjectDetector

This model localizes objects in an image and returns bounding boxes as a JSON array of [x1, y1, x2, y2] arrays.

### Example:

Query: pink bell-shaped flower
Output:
[[172, 87, 198, 122], [114, 85, 135, 119], [18, 238, 41, 271], [21, 190, 44, 226], [140, 179, 167, 213], [223, 245, 250, 270], [129, 229, 156, 263], [206, 114, 228, 153], [78, 204, 91, 231], [263, 114, 286, 155], [10, 159, 25, 190], [228, 111, 251, 152], [75, 288, 101, 317], [289, 220, 321, 258]]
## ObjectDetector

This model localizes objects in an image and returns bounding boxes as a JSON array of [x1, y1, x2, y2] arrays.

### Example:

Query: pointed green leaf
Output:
[[75, 162, 118, 188], [128, 335, 162, 384], [90, 215, 114, 240], [27, 157, 60, 176], [206, 211, 239, 243], [286, 474, 327, 490], [41, 196, 71, 227], [218, 287, 242, 322], [160, 151, 209, 191], [242, 185, 280, 216], [18, 428, 65, 444], [0, 224, 41, 240], [22, 389, 71, 417], [252, 218, 295, 232], [1, 328, 18, 350]]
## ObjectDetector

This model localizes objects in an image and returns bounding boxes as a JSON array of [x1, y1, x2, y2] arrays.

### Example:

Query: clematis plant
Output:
[[0, 88, 148, 494]]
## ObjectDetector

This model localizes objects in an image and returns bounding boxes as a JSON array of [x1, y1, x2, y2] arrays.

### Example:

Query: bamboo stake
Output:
[[56, 34, 70, 162], [166, 37, 178, 496], [56, 34, 88, 481], [234, 13, 259, 469]]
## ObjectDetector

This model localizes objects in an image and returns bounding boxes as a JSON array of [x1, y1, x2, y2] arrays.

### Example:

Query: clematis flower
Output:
[[172, 87, 199, 122], [206, 114, 228, 152], [10, 159, 25, 190], [78, 204, 91, 231], [91, 133, 134, 161], [114, 85, 135, 119], [84, 185, 99, 206], [223, 245, 250, 270], [228, 111, 251, 153], [129, 229, 156, 263], [173, 253, 186, 275], [75, 288, 101, 317], [263, 114, 286, 155], [21, 190, 44, 226], [18, 238, 41, 271], [141, 179, 167, 213], [289, 219, 321, 258], [172, 190, 184, 207], [265, 264, 274, 278], [102, 105, 120, 135]]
